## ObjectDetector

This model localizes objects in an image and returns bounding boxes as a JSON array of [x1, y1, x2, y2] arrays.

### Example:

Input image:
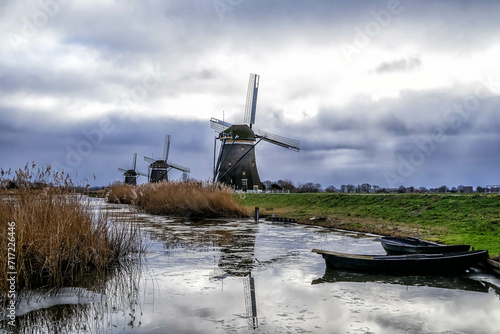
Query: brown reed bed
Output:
[[0, 164, 142, 291], [106, 180, 247, 218], [105, 182, 136, 204]]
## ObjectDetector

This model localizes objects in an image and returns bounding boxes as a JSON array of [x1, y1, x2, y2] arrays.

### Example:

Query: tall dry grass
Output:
[[106, 180, 247, 218], [105, 182, 136, 204], [0, 164, 142, 291]]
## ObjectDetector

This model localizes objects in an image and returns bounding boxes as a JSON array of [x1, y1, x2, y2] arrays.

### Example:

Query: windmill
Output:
[[144, 135, 190, 183], [118, 153, 148, 185], [210, 73, 300, 191]]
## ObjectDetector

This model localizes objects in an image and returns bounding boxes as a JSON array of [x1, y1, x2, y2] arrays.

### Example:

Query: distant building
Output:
[[488, 186, 500, 193], [463, 186, 473, 193]]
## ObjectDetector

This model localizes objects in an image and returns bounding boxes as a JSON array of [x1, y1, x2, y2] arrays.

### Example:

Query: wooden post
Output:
[[255, 207, 259, 223]]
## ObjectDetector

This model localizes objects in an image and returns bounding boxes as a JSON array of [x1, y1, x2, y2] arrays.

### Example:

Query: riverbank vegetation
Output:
[[0, 164, 142, 291], [240, 193, 500, 257], [106, 181, 246, 218]]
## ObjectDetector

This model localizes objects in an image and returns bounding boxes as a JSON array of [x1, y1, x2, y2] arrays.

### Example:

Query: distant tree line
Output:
[[261, 180, 498, 194], [262, 180, 321, 193]]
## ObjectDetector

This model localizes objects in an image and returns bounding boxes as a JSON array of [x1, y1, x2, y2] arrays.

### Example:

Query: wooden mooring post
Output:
[[255, 207, 259, 223]]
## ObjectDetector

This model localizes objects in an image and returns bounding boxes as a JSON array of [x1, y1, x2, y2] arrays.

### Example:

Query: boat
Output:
[[311, 249, 488, 275], [378, 236, 470, 255]]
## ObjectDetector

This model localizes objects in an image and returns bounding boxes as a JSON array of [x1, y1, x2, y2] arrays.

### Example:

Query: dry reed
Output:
[[0, 164, 142, 291], [106, 180, 247, 218], [105, 182, 136, 204]]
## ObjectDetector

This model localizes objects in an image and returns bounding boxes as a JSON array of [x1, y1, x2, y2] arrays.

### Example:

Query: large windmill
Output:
[[144, 135, 190, 183], [118, 153, 148, 185], [210, 73, 300, 191]]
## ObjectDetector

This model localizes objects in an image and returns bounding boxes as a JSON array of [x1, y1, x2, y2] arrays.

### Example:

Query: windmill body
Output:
[[216, 124, 263, 191], [124, 170, 138, 185], [211, 74, 300, 191], [144, 135, 190, 183]]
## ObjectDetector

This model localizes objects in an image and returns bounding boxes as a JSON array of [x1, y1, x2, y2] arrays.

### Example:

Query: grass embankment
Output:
[[0, 165, 142, 291], [106, 181, 247, 218], [239, 193, 500, 257]]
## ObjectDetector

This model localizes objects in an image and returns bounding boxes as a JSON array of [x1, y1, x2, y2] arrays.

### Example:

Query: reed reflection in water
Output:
[[3, 258, 144, 333]]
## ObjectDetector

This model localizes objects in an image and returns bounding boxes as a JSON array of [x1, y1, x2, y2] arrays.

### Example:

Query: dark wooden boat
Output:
[[311, 249, 488, 275], [379, 236, 470, 255]]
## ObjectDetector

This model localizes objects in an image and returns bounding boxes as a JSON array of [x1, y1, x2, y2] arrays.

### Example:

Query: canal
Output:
[[7, 199, 500, 333]]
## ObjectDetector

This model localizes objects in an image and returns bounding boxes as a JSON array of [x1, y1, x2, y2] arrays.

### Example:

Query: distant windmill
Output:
[[118, 153, 148, 185], [210, 73, 300, 191], [144, 135, 190, 183]]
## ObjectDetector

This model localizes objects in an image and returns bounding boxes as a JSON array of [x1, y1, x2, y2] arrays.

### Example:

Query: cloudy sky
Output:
[[1, 0, 500, 189]]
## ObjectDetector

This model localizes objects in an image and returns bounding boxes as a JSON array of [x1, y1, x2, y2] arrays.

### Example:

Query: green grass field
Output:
[[239, 193, 500, 257]]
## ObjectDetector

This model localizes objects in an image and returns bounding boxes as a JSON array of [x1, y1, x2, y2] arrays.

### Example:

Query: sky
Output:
[[1, 0, 500, 189]]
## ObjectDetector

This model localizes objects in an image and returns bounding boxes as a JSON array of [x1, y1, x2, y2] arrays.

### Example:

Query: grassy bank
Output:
[[239, 193, 500, 257], [0, 165, 142, 291], [106, 181, 247, 218]]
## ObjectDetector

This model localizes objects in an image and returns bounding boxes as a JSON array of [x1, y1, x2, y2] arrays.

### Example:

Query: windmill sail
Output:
[[210, 117, 233, 133], [132, 152, 137, 171], [163, 135, 171, 162], [144, 156, 156, 164], [168, 162, 191, 173], [244, 74, 259, 126], [257, 129, 300, 152]]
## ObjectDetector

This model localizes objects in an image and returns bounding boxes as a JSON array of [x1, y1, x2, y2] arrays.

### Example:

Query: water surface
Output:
[[5, 199, 500, 333]]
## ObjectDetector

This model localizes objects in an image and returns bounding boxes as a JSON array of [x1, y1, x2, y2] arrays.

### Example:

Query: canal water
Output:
[[6, 199, 500, 333]]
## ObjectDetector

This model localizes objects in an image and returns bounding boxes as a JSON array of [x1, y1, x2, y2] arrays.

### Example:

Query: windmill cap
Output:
[[223, 124, 255, 141]]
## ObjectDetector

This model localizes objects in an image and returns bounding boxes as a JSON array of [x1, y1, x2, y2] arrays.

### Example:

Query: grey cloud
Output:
[[2, 0, 500, 189], [375, 57, 422, 74]]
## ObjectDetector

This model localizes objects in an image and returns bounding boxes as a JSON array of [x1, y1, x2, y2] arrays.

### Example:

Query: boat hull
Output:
[[312, 249, 488, 275], [380, 237, 470, 255]]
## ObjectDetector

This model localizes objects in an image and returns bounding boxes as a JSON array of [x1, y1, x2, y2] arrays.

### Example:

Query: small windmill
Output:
[[210, 73, 300, 191], [118, 153, 148, 185], [144, 135, 190, 183]]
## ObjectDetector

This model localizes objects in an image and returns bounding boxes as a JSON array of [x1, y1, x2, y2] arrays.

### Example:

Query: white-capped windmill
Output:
[[144, 135, 190, 183], [118, 153, 148, 185], [210, 73, 300, 191]]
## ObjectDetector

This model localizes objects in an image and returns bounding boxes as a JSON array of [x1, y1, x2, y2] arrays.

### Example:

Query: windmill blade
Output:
[[257, 129, 300, 152], [137, 171, 148, 177], [168, 162, 190, 173], [244, 73, 259, 126], [118, 168, 128, 173], [210, 117, 233, 133], [163, 135, 171, 162], [132, 153, 137, 170], [144, 156, 156, 164]]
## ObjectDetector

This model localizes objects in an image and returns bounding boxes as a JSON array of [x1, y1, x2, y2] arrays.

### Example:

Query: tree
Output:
[[340, 185, 347, 193], [438, 185, 448, 193], [297, 182, 321, 193], [360, 183, 372, 193], [325, 185, 337, 193], [398, 185, 406, 193], [277, 179, 295, 191], [262, 180, 272, 189]]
